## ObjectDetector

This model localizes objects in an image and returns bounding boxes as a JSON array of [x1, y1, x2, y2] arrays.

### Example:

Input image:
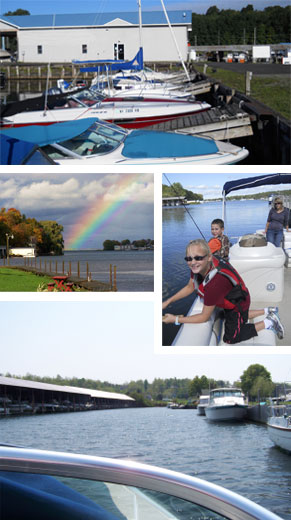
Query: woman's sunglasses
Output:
[[185, 255, 207, 262]]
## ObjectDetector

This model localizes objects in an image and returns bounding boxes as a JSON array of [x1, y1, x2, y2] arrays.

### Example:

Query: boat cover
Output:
[[1, 118, 98, 145], [223, 173, 291, 195], [75, 48, 143, 73], [0, 471, 123, 519], [1, 118, 98, 164], [122, 130, 219, 158]]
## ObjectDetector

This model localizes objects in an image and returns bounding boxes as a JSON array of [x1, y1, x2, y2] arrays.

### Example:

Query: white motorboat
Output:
[[170, 173, 291, 346], [197, 395, 209, 415], [267, 405, 291, 453], [1, 95, 210, 131], [0, 445, 282, 519], [205, 388, 248, 422], [1, 118, 249, 166]]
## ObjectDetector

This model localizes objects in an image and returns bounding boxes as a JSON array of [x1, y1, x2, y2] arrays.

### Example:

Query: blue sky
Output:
[[163, 172, 291, 200], [0, 173, 154, 249], [1, 0, 289, 16], [1, 301, 290, 383]]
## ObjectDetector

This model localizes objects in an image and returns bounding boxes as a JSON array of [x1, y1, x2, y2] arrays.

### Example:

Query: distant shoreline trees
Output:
[[190, 5, 291, 46], [103, 239, 154, 251], [0, 208, 64, 255]]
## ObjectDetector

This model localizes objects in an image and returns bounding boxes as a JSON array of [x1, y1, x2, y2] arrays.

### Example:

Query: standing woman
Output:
[[265, 197, 289, 247]]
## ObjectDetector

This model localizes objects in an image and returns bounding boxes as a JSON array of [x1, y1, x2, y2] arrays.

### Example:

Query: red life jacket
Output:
[[191, 256, 248, 310]]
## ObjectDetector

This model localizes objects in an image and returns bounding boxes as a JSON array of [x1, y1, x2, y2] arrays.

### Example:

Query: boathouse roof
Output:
[[0, 11, 192, 29], [0, 376, 134, 401]]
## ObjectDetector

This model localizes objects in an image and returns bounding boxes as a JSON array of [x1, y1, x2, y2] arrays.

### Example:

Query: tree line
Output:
[[162, 182, 203, 201], [4, 364, 288, 405], [0, 208, 64, 255], [103, 238, 154, 250], [190, 5, 291, 46]]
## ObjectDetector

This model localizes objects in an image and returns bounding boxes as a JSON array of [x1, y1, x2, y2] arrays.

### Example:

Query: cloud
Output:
[[0, 174, 154, 214]]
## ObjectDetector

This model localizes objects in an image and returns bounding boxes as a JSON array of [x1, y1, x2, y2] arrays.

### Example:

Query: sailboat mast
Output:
[[137, 0, 143, 52], [159, 0, 190, 81]]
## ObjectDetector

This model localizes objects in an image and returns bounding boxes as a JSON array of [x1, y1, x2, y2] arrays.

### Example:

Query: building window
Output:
[[37, 45, 42, 54], [82, 44, 87, 54]]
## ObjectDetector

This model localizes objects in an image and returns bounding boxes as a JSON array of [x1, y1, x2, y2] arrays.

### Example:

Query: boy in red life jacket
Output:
[[163, 239, 284, 344], [208, 218, 230, 259]]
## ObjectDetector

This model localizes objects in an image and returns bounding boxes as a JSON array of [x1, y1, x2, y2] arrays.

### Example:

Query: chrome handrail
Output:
[[0, 446, 282, 520]]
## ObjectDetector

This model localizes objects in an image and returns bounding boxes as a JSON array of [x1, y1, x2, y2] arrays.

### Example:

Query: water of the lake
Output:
[[1, 250, 154, 292]]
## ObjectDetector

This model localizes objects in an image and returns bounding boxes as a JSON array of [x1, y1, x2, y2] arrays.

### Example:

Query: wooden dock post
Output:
[[45, 260, 47, 273], [69, 261, 71, 276], [77, 261, 80, 278], [55, 261, 58, 274], [86, 262, 89, 280], [113, 266, 117, 291], [49, 260, 52, 273], [39, 258, 42, 271], [109, 264, 112, 287], [245, 71, 252, 96], [62, 260, 64, 274]]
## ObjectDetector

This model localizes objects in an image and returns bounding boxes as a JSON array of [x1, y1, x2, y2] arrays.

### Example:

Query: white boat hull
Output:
[[205, 405, 247, 421], [1, 100, 210, 130], [267, 417, 291, 453]]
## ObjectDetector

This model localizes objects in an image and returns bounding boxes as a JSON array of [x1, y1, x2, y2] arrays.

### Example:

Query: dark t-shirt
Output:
[[191, 271, 250, 311], [267, 207, 289, 231]]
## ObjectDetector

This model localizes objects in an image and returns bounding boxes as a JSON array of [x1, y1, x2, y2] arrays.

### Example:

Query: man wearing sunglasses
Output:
[[162, 239, 284, 344]]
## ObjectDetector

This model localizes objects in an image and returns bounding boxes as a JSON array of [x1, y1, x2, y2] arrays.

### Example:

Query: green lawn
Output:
[[0, 268, 53, 292], [195, 64, 291, 121]]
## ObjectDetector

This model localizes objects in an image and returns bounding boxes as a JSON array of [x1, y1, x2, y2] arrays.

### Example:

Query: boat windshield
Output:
[[212, 390, 243, 398], [71, 89, 106, 105], [42, 122, 127, 159]]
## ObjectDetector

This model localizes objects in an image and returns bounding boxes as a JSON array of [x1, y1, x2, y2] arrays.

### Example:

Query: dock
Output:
[[0, 375, 135, 416], [147, 104, 253, 140]]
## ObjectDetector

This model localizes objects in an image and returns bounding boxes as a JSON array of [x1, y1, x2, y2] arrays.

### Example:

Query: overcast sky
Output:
[[163, 172, 291, 200], [0, 173, 154, 249], [1, 301, 290, 384], [1, 0, 289, 16]]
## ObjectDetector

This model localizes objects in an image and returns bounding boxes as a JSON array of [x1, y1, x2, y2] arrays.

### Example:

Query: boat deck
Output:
[[146, 104, 253, 140]]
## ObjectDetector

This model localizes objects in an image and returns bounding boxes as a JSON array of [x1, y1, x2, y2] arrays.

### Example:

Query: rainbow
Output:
[[66, 174, 141, 249]]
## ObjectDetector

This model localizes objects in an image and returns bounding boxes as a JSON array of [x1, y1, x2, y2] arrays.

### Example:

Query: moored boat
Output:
[[197, 395, 209, 415], [205, 388, 248, 422], [0, 96, 210, 130], [267, 405, 291, 453], [1, 118, 249, 166]]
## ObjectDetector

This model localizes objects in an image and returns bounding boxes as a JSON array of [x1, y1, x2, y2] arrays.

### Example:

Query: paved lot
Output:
[[203, 61, 291, 75]]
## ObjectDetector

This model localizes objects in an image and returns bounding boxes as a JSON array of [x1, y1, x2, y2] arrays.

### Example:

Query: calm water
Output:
[[2, 250, 154, 292], [163, 199, 270, 344], [0, 407, 290, 518]]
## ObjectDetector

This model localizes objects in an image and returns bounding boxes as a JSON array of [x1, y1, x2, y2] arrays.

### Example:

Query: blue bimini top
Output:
[[122, 130, 219, 158]]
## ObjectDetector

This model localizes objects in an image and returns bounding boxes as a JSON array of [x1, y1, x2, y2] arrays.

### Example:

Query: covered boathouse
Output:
[[0, 10, 192, 63], [0, 375, 135, 416]]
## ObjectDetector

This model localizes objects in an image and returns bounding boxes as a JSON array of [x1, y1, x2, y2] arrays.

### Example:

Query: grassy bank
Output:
[[195, 64, 291, 121], [0, 268, 53, 292]]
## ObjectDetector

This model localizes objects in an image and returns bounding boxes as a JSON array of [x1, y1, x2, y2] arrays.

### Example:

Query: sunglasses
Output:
[[275, 202, 282, 205], [185, 255, 207, 262]]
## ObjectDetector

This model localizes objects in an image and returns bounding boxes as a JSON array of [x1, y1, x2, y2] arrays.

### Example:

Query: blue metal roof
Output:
[[0, 11, 192, 28]]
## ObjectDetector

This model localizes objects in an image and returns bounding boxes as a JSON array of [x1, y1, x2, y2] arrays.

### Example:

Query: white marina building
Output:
[[0, 10, 192, 63]]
